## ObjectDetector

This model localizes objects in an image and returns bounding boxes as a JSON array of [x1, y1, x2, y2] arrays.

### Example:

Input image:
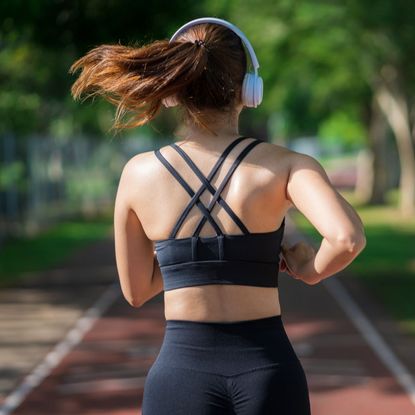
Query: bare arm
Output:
[[113, 157, 164, 307], [284, 152, 366, 285], [141, 251, 164, 305]]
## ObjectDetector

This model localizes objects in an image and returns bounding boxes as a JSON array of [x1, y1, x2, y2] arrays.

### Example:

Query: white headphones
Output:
[[162, 17, 263, 109]]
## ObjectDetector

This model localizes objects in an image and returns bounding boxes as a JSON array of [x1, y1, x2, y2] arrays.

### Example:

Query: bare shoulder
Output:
[[123, 149, 155, 166], [257, 141, 302, 168], [115, 150, 160, 213], [262, 142, 321, 162], [283, 149, 330, 180], [255, 141, 328, 178], [258, 141, 293, 156], [116, 150, 160, 203], [119, 149, 158, 180]]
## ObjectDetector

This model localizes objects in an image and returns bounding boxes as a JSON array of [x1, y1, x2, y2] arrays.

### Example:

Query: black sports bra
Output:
[[153, 136, 285, 291]]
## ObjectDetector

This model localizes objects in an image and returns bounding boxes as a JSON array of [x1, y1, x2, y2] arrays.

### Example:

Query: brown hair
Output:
[[69, 23, 247, 136]]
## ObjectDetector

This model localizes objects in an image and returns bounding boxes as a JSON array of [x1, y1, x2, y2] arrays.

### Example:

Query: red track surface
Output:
[[3, 221, 415, 414], [8, 282, 415, 415]]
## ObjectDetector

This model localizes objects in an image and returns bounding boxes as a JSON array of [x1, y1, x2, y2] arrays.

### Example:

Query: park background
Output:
[[1, 1, 415, 414]]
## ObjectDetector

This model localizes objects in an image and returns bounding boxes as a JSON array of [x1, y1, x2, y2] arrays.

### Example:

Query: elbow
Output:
[[127, 297, 144, 308], [336, 232, 367, 254], [119, 284, 144, 308], [124, 294, 145, 308], [357, 234, 367, 252]]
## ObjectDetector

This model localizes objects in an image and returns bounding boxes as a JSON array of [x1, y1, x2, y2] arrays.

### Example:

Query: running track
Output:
[[1, 216, 415, 415]]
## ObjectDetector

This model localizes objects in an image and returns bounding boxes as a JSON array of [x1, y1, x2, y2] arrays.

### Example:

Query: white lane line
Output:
[[0, 282, 121, 415], [324, 277, 415, 407]]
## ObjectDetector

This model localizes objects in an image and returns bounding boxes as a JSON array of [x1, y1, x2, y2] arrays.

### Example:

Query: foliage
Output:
[[0, 0, 205, 138], [318, 109, 367, 150], [3, 0, 415, 145]]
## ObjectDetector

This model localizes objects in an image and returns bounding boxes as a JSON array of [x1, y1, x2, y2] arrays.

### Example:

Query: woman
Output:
[[70, 17, 366, 415]]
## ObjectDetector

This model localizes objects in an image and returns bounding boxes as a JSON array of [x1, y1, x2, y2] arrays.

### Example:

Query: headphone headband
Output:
[[168, 17, 259, 75], [163, 17, 263, 108]]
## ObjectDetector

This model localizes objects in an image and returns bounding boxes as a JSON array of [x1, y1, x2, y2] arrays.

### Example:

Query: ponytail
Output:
[[69, 24, 246, 135]]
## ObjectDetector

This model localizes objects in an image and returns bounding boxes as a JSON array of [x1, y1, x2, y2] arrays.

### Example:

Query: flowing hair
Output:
[[69, 23, 247, 135]]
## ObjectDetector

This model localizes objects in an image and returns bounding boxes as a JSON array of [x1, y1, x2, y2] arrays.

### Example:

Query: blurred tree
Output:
[[319, 109, 367, 151], [347, 0, 415, 217], [0, 1, 209, 237], [222, 0, 415, 216], [2, 0, 415, 216], [0, 0, 206, 137]]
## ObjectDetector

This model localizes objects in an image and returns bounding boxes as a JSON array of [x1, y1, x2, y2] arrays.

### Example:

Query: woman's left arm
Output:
[[113, 158, 164, 307]]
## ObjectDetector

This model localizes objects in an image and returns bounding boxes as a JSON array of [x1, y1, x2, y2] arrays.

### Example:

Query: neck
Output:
[[176, 108, 242, 144]]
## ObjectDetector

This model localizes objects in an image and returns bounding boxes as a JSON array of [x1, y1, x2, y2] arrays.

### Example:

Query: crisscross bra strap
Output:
[[154, 149, 224, 236], [169, 139, 250, 237], [155, 136, 248, 238], [154, 136, 263, 238], [192, 138, 262, 237]]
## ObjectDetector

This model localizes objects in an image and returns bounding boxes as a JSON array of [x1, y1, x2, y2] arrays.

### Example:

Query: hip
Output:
[[151, 314, 302, 378]]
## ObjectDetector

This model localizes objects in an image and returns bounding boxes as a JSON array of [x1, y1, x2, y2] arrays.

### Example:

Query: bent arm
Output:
[[286, 152, 366, 284]]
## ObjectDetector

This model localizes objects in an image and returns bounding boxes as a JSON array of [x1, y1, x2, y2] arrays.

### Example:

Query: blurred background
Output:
[[1, 1, 415, 414]]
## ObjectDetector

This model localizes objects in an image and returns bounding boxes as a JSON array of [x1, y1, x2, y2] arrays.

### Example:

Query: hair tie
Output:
[[194, 39, 207, 48]]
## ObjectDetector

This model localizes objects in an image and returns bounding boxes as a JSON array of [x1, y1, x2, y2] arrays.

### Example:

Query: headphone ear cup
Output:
[[162, 95, 179, 108], [241, 73, 263, 108], [254, 75, 263, 107], [241, 73, 252, 107]]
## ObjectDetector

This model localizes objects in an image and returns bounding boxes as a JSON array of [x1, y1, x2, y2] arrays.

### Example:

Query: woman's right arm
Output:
[[284, 151, 366, 285]]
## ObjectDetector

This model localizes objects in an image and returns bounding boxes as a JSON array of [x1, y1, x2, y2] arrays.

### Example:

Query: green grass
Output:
[[0, 213, 114, 287], [291, 190, 415, 335]]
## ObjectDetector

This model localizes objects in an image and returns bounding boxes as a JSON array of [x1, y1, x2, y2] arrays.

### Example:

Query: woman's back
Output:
[[138, 137, 289, 240], [127, 136, 291, 322]]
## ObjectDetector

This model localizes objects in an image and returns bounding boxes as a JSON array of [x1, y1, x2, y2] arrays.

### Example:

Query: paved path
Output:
[[1, 216, 415, 414]]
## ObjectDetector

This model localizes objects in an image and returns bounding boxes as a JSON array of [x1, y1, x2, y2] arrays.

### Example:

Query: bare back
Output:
[[130, 137, 292, 322]]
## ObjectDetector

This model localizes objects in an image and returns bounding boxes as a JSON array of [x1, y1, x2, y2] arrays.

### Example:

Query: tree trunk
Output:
[[355, 94, 389, 204], [375, 81, 415, 217]]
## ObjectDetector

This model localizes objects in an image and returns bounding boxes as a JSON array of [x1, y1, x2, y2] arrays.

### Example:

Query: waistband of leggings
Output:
[[165, 314, 282, 330]]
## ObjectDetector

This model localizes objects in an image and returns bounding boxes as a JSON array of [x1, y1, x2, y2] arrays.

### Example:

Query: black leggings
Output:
[[142, 314, 311, 414]]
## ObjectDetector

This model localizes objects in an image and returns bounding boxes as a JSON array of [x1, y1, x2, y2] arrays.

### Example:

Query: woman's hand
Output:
[[279, 241, 321, 285]]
